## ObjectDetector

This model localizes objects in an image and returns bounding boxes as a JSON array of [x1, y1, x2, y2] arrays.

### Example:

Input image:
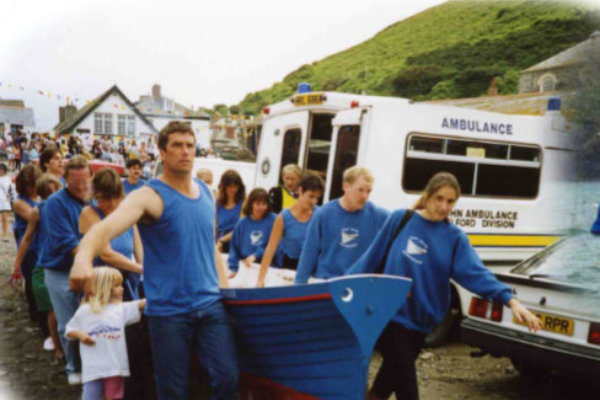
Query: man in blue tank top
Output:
[[122, 158, 145, 195], [295, 167, 389, 283], [71, 122, 238, 400]]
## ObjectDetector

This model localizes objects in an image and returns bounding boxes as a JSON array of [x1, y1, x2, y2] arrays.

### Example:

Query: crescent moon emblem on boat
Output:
[[341, 288, 354, 302]]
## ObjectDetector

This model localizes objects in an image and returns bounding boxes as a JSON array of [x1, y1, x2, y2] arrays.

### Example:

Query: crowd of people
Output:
[[7, 120, 542, 400], [1, 130, 158, 179]]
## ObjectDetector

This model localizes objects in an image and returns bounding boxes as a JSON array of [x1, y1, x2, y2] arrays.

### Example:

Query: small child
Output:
[[66, 266, 146, 400]]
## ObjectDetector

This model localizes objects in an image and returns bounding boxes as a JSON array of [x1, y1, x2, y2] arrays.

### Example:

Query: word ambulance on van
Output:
[[254, 84, 577, 265]]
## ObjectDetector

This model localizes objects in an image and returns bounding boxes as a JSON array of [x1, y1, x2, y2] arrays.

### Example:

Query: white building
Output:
[[0, 99, 35, 135], [53, 85, 157, 138], [135, 84, 211, 148]]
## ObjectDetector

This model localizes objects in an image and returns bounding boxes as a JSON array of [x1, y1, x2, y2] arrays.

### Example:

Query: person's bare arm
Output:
[[71, 187, 162, 294], [257, 215, 284, 287], [215, 245, 229, 288], [133, 225, 144, 265], [79, 207, 143, 274], [11, 208, 39, 288], [13, 199, 33, 221], [66, 330, 95, 345]]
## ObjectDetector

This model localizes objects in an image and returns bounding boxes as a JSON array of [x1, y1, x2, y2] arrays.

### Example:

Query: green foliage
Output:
[[236, 0, 600, 114], [495, 69, 520, 94]]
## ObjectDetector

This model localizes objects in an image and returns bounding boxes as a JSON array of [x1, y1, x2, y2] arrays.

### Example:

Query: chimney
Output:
[[152, 84, 161, 101], [59, 104, 78, 123]]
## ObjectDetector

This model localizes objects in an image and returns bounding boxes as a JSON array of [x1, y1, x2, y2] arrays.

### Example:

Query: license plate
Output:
[[514, 311, 574, 336], [293, 93, 324, 106]]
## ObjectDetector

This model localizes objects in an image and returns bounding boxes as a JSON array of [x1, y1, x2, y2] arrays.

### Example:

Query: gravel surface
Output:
[[0, 235, 596, 400]]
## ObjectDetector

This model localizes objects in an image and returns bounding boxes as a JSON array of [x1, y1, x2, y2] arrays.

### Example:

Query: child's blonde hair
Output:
[[84, 266, 123, 313]]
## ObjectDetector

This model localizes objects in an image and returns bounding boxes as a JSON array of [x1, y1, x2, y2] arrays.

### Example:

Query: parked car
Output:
[[460, 230, 600, 380]]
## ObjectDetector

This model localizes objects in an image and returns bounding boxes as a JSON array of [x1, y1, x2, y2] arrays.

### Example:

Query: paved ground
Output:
[[0, 235, 596, 400]]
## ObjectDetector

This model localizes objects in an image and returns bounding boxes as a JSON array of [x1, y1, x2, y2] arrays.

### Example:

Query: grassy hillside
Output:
[[237, 0, 600, 114]]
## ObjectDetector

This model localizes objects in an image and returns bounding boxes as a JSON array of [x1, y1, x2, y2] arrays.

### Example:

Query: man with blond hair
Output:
[[295, 166, 388, 283]]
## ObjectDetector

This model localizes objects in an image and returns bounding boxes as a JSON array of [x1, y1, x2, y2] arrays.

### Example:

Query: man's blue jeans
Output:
[[44, 268, 81, 374], [147, 300, 239, 400]]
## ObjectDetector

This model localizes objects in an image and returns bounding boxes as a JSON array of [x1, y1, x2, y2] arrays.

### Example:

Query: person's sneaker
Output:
[[67, 372, 82, 385], [43, 337, 54, 351]]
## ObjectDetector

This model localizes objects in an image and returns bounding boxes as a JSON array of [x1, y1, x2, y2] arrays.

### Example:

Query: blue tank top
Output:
[[138, 178, 220, 316], [89, 204, 134, 266], [281, 206, 316, 260], [35, 201, 48, 267], [14, 195, 39, 250], [216, 200, 243, 239]]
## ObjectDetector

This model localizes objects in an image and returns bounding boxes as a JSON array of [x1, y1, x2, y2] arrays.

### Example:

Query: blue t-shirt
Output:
[[89, 204, 134, 266], [280, 207, 316, 260], [216, 201, 243, 239], [228, 213, 282, 271], [122, 178, 146, 195], [14, 195, 39, 249], [138, 178, 220, 316], [39, 189, 85, 271], [295, 200, 388, 283], [347, 210, 513, 333]]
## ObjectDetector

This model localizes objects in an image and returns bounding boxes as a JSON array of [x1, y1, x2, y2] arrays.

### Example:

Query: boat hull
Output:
[[222, 274, 412, 400]]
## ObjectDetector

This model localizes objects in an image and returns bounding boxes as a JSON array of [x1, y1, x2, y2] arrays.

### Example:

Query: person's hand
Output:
[[70, 259, 94, 299], [256, 276, 265, 288], [10, 267, 23, 290], [80, 334, 95, 346], [242, 255, 255, 269], [509, 298, 541, 333], [132, 263, 143, 274], [228, 270, 237, 279], [217, 240, 223, 253]]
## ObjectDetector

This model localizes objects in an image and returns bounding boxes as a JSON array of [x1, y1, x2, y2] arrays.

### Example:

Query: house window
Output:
[[94, 113, 113, 134], [402, 133, 541, 199], [127, 116, 135, 136], [118, 115, 126, 135], [540, 75, 556, 92]]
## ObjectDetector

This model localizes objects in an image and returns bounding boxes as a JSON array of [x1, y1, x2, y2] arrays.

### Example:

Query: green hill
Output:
[[237, 0, 600, 114]]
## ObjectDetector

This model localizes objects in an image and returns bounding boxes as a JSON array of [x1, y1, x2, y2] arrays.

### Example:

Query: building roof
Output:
[[53, 85, 157, 135], [522, 31, 600, 73], [0, 99, 25, 107], [424, 91, 573, 116], [0, 105, 35, 127], [135, 97, 211, 120]]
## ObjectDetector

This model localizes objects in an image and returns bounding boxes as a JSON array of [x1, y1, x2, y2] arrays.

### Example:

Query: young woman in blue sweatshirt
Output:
[[257, 174, 325, 287], [228, 188, 281, 274], [347, 172, 541, 400], [216, 169, 246, 253]]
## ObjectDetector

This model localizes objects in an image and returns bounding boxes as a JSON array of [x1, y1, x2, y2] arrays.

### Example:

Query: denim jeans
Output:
[[147, 300, 239, 400], [44, 268, 81, 374]]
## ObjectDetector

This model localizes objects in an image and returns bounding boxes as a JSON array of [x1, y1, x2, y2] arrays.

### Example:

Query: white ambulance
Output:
[[254, 88, 577, 267]]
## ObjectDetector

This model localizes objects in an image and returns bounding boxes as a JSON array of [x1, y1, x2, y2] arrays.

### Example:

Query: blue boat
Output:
[[222, 274, 412, 400]]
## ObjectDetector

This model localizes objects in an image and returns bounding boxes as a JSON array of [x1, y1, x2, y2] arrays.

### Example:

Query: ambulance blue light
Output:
[[547, 98, 561, 111], [298, 82, 311, 94]]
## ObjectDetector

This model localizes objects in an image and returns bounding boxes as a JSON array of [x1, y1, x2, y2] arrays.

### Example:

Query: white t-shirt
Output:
[[0, 175, 13, 211], [65, 301, 142, 383]]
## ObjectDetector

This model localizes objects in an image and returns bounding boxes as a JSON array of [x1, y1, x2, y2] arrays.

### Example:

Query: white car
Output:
[[460, 230, 600, 379]]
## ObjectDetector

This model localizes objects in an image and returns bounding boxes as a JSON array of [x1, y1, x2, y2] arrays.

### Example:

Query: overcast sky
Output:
[[1, 0, 449, 130]]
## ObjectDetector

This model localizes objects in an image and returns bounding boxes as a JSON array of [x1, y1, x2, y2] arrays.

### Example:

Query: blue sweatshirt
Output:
[[216, 201, 243, 240], [39, 189, 85, 271], [35, 202, 48, 267], [122, 179, 146, 195], [228, 213, 282, 271], [280, 206, 316, 260], [138, 178, 220, 316], [347, 209, 513, 333], [295, 200, 388, 283]]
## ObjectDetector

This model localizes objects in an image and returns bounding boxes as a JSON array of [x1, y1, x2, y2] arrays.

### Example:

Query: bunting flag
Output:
[[38, 90, 44, 95]]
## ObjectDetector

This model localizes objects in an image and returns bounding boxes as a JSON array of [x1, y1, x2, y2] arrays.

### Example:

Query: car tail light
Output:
[[468, 298, 488, 318], [262, 107, 270, 115], [588, 323, 600, 345], [490, 302, 503, 322], [350, 100, 359, 108]]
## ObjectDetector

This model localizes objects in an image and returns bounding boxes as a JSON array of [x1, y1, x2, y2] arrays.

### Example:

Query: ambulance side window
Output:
[[329, 125, 361, 200], [279, 128, 301, 183], [304, 114, 334, 180], [403, 133, 541, 199]]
